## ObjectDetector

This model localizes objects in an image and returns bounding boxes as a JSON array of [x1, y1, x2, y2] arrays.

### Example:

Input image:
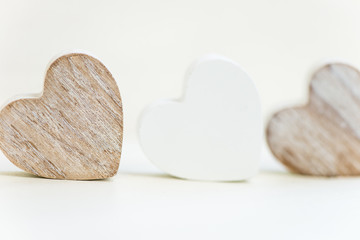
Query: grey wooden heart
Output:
[[267, 63, 360, 176]]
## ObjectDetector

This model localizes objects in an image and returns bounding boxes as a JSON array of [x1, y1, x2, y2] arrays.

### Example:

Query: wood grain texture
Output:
[[0, 53, 123, 180], [267, 63, 360, 176]]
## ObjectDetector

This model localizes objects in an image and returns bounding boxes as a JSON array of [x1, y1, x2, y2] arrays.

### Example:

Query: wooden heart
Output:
[[267, 63, 360, 176], [0, 53, 123, 180]]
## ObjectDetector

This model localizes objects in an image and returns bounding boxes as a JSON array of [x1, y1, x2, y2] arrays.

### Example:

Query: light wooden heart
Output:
[[0, 53, 123, 180], [267, 63, 360, 176]]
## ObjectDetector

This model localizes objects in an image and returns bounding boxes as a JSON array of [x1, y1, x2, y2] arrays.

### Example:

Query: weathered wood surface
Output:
[[0, 53, 123, 180], [267, 63, 360, 176]]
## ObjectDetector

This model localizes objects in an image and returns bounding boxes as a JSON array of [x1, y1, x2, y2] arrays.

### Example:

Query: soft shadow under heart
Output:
[[0, 171, 111, 181], [0, 171, 41, 178], [120, 171, 177, 180], [119, 171, 251, 183]]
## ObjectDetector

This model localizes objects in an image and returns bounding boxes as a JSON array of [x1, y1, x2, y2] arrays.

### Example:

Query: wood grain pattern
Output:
[[0, 53, 123, 180], [267, 63, 360, 176]]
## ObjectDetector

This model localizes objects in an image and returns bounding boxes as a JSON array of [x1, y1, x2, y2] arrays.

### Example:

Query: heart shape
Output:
[[139, 55, 262, 181], [267, 63, 360, 176], [0, 53, 123, 180]]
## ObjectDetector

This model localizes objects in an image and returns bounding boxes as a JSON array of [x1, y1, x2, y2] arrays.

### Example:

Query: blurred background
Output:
[[2, 1, 360, 239], [2, 0, 360, 171], [2, 1, 360, 121], [1, 1, 360, 137]]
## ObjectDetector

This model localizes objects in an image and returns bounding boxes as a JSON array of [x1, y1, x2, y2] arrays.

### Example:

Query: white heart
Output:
[[139, 55, 262, 181]]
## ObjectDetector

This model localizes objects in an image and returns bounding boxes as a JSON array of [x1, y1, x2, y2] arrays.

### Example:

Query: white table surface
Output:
[[0, 141, 359, 240]]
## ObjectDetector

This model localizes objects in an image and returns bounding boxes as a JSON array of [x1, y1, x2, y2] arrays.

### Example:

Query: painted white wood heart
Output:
[[139, 55, 262, 181]]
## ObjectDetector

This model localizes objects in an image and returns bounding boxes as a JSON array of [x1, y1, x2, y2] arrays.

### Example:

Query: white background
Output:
[[1, 0, 360, 239]]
